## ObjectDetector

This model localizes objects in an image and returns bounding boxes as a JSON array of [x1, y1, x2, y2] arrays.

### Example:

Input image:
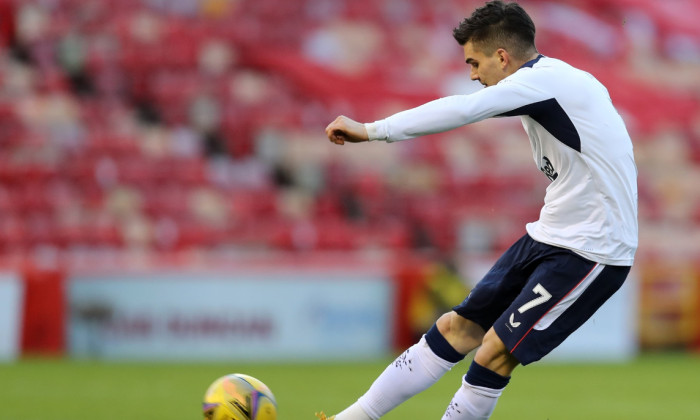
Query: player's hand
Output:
[[325, 116, 369, 145]]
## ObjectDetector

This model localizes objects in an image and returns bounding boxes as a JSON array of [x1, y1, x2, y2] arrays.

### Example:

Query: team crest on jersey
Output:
[[540, 156, 558, 181]]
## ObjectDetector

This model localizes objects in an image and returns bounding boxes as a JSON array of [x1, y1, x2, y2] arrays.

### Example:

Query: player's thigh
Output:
[[493, 255, 630, 365]]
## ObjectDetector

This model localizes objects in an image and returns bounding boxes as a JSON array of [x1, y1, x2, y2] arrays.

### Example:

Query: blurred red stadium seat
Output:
[[0, 0, 696, 259]]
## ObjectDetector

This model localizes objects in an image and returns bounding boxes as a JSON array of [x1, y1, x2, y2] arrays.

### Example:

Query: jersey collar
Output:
[[520, 54, 545, 69]]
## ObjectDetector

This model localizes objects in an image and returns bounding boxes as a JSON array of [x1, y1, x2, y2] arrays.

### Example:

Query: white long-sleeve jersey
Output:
[[365, 55, 638, 265]]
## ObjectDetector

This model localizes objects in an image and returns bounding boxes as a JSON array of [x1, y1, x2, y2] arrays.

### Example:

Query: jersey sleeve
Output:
[[365, 77, 547, 142]]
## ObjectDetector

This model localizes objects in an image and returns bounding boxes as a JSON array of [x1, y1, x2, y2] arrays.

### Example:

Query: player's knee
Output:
[[435, 311, 463, 337], [435, 311, 484, 354]]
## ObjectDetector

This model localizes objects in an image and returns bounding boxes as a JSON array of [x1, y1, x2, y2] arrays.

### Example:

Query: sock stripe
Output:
[[465, 360, 510, 390], [425, 324, 465, 363]]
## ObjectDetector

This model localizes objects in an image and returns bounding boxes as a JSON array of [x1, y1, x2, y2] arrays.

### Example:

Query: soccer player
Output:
[[319, 1, 638, 419]]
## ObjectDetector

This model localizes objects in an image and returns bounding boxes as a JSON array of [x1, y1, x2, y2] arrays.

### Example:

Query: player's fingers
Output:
[[325, 116, 344, 133], [332, 130, 345, 145], [327, 127, 340, 143], [325, 121, 340, 138], [326, 116, 348, 145]]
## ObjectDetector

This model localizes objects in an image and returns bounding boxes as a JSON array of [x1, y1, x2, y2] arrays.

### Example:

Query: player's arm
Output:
[[327, 79, 543, 145], [371, 82, 543, 142]]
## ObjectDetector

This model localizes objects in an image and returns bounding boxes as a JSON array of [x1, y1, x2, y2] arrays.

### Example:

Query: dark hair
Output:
[[453, 1, 536, 59]]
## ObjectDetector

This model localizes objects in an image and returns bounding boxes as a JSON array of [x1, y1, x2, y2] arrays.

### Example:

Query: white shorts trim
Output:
[[533, 263, 604, 331]]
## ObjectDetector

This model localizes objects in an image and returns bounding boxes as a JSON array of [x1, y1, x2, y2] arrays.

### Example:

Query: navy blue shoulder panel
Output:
[[497, 98, 581, 153]]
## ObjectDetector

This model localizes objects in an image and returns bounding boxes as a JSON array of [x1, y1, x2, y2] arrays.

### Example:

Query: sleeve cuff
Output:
[[364, 121, 388, 142]]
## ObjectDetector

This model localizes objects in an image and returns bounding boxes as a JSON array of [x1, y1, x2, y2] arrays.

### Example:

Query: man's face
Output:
[[463, 41, 507, 87]]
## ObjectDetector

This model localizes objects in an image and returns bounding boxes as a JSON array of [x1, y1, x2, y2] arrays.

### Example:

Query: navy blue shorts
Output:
[[453, 234, 630, 365]]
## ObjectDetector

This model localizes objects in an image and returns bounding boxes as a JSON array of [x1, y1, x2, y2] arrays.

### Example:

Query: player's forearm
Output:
[[365, 94, 493, 143]]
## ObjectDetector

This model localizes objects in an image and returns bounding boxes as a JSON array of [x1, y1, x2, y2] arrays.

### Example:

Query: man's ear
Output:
[[497, 48, 510, 69]]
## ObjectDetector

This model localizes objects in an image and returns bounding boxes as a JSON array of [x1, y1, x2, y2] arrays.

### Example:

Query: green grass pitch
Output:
[[1, 353, 699, 419]]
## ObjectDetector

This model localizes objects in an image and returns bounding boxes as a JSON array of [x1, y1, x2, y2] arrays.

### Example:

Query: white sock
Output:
[[441, 376, 504, 420], [344, 336, 458, 419], [334, 402, 372, 420]]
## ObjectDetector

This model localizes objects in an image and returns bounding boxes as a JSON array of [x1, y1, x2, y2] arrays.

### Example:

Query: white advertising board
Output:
[[68, 271, 394, 361], [0, 272, 23, 361]]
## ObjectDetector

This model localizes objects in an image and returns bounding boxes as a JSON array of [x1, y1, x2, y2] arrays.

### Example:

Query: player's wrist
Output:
[[364, 121, 387, 142]]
